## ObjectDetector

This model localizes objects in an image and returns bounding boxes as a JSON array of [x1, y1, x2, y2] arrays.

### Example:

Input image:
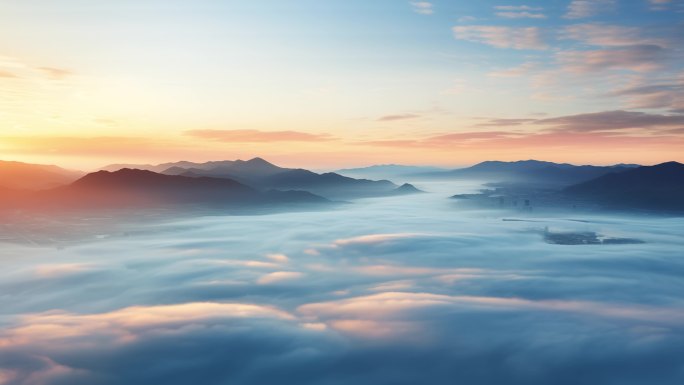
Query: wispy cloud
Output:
[[257, 271, 304, 285], [648, 0, 676, 10], [377, 113, 421, 122], [612, 79, 684, 112], [557, 45, 667, 73], [536, 110, 684, 132], [0, 69, 18, 78], [410, 1, 434, 15], [494, 5, 545, 19], [476, 118, 538, 127], [453, 26, 548, 50], [354, 109, 684, 152], [184, 129, 334, 142], [561, 24, 668, 48], [36, 66, 72, 80], [564, 0, 616, 19], [494, 5, 542, 11], [496, 11, 546, 19]]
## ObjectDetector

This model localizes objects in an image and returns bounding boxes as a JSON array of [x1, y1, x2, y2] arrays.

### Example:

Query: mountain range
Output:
[[564, 161, 684, 212], [415, 160, 640, 187], [110, 157, 415, 199], [0, 157, 681, 214], [0, 168, 330, 212]]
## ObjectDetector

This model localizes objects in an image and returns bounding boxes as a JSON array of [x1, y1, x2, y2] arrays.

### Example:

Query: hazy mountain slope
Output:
[[159, 158, 400, 199], [418, 160, 639, 187], [335, 164, 446, 180], [564, 161, 684, 212], [0, 160, 84, 190], [11, 169, 330, 211]]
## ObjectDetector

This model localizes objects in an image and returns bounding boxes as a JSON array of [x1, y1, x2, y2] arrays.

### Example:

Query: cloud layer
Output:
[[1, 183, 684, 384]]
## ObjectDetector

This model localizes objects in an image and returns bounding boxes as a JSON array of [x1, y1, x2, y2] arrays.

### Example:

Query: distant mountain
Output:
[[392, 183, 425, 195], [101, 161, 202, 173], [417, 160, 639, 187], [0, 160, 83, 190], [164, 157, 288, 181], [64, 168, 256, 204], [335, 164, 447, 180], [250, 169, 397, 199], [1, 169, 329, 212], [564, 162, 684, 212], [101, 157, 284, 175], [155, 158, 400, 199]]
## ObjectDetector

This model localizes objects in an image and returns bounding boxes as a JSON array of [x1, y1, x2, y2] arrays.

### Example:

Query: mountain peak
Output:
[[393, 183, 424, 195], [245, 157, 276, 166]]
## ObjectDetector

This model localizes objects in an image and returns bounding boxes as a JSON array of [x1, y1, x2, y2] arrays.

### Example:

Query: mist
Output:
[[1, 180, 683, 385]]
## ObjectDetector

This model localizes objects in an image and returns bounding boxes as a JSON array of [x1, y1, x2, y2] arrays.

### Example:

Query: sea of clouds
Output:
[[1, 181, 683, 385]]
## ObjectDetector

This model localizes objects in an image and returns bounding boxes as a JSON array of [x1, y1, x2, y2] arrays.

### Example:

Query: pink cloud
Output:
[[452, 26, 548, 50]]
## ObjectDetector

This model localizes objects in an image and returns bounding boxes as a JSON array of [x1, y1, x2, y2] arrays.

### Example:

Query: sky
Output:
[[0, 0, 683, 169]]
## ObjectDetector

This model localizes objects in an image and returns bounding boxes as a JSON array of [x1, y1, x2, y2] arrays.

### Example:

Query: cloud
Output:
[[332, 233, 429, 247], [649, 0, 677, 10], [612, 81, 684, 112], [536, 110, 684, 132], [494, 5, 543, 11], [32, 263, 99, 279], [564, 0, 616, 19], [184, 129, 333, 142], [354, 109, 684, 153], [304, 292, 684, 323], [2, 193, 684, 384], [0, 302, 337, 385], [426, 131, 524, 143], [557, 45, 667, 73], [257, 271, 305, 285], [376, 113, 421, 122], [561, 24, 667, 48], [453, 26, 548, 50], [36, 67, 72, 80], [2, 302, 294, 344], [475, 118, 537, 127], [495, 11, 546, 19], [410, 1, 434, 15], [0, 70, 18, 78], [494, 6, 545, 19], [265, 253, 290, 263]]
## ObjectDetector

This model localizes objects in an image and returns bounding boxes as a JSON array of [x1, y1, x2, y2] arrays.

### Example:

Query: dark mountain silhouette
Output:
[[392, 183, 425, 195], [251, 169, 397, 199], [564, 161, 684, 212], [417, 160, 639, 187], [66, 168, 255, 202], [169, 157, 287, 182], [0, 160, 83, 190], [2, 169, 329, 212], [156, 158, 399, 199]]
